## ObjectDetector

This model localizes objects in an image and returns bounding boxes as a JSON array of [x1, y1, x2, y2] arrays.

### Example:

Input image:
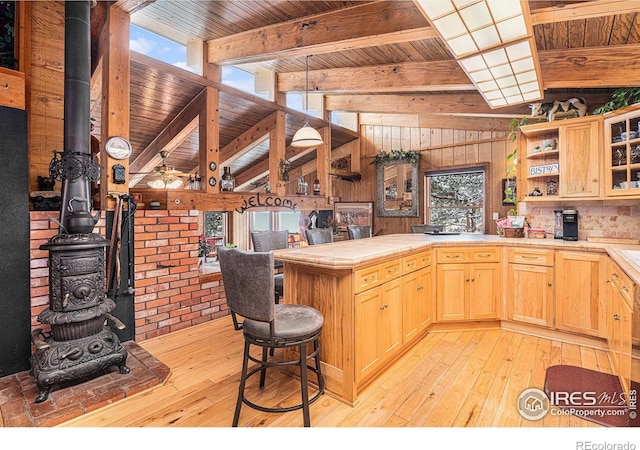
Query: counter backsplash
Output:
[[520, 203, 640, 241]]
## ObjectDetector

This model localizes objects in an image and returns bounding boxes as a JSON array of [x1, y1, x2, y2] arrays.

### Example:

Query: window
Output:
[[129, 24, 198, 74], [249, 210, 303, 248], [203, 211, 228, 249], [424, 166, 486, 233]]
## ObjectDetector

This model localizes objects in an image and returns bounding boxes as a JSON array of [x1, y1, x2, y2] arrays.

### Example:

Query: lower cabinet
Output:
[[402, 265, 434, 343], [436, 247, 501, 322], [356, 278, 403, 383], [555, 250, 605, 337], [605, 259, 634, 397], [506, 248, 555, 328]]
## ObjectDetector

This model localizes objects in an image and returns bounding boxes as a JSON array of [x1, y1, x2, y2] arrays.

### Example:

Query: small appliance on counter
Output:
[[562, 209, 579, 241]]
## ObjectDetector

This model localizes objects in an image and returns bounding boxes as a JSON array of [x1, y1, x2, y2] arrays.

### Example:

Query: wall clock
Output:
[[105, 136, 132, 160]]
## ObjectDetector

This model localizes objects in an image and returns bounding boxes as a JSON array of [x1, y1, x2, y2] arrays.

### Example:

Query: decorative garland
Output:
[[371, 149, 421, 165]]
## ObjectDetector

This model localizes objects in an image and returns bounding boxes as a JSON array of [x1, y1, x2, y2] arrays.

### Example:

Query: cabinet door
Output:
[[618, 297, 633, 396], [417, 266, 434, 330], [559, 120, 601, 198], [380, 278, 403, 361], [356, 287, 382, 382], [468, 263, 500, 320], [507, 263, 554, 327], [402, 270, 421, 344], [436, 264, 467, 321], [555, 251, 604, 337]]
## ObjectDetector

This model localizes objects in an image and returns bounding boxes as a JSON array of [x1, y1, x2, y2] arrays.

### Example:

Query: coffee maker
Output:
[[562, 209, 579, 241]]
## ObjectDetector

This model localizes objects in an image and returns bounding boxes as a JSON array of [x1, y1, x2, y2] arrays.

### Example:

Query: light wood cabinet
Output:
[[604, 103, 640, 198], [356, 278, 402, 383], [436, 247, 501, 322], [519, 115, 603, 201], [604, 259, 634, 397], [506, 248, 555, 328], [555, 251, 605, 337], [402, 265, 434, 344]]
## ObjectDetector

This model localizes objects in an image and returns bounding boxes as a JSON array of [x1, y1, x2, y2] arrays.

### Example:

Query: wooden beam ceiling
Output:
[[530, 0, 640, 25], [207, 1, 436, 65]]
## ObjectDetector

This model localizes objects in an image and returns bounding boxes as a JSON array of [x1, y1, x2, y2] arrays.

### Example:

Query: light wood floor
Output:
[[60, 316, 611, 428]]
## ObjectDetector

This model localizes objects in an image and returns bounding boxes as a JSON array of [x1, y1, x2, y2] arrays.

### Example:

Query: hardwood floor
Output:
[[59, 315, 612, 428]]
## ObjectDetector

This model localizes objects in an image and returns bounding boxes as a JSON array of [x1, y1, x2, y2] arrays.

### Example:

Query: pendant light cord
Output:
[[304, 55, 310, 125]]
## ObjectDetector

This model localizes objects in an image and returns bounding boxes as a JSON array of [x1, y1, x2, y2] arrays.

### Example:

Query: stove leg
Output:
[[119, 364, 131, 374], [35, 387, 51, 404]]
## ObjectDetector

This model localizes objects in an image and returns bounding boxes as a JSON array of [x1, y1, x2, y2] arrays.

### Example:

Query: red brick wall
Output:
[[28, 209, 229, 343]]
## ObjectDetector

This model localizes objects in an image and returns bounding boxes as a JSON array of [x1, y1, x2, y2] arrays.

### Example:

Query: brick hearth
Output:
[[0, 341, 170, 427]]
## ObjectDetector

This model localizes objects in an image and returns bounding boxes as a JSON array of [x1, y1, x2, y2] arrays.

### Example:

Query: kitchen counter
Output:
[[273, 233, 640, 284], [272, 233, 640, 405]]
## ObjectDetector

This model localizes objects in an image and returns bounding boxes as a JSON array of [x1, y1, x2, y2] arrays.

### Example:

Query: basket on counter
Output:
[[497, 227, 524, 238]]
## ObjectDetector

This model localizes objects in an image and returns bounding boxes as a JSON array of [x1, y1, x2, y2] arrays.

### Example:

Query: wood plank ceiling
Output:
[[91, 0, 640, 189]]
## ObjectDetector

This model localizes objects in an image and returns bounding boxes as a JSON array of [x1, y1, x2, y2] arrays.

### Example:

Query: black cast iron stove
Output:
[[29, 0, 129, 403]]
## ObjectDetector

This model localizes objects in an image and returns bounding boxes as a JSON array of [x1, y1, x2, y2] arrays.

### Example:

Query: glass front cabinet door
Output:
[[604, 104, 640, 197]]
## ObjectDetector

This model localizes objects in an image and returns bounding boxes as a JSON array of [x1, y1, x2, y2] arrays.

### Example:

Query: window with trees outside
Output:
[[424, 166, 486, 234]]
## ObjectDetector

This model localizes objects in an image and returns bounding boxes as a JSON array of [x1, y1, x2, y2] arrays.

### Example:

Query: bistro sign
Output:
[[529, 163, 559, 177], [235, 193, 298, 214]]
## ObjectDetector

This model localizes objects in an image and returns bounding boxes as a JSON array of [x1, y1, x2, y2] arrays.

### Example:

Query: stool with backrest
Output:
[[305, 228, 333, 245], [217, 246, 325, 427], [347, 225, 372, 240], [251, 230, 288, 303], [410, 223, 445, 233]]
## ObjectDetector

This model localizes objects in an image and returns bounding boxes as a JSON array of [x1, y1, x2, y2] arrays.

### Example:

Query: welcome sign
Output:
[[529, 163, 559, 177]]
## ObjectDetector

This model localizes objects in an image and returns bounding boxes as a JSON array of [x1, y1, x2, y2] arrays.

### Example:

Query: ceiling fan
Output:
[[133, 151, 190, 188]]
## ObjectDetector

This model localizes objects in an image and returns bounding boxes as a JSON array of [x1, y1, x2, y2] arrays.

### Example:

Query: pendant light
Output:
[[291, 55, 324, 148]]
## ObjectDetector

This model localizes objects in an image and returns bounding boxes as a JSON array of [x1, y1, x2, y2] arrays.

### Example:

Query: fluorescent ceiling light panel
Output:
[[416, 0, 542, 108]]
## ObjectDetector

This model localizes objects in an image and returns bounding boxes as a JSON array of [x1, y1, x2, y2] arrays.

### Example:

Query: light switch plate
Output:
[[492, 212, 499, 220]]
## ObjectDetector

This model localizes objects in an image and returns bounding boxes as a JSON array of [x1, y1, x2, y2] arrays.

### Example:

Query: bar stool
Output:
[[251, 230, 288, 303], [305, 228, 333, 245], [347, 225, 371, 239], [217, 246, 325, 427]]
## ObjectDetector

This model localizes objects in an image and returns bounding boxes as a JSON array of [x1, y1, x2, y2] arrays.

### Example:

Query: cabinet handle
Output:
[[477, 253, 492, 258], [592, 178, 598, 182], [614, 314, 620, 321], [521, 255, 539, 260], [622, 285, 629, 292], [406, 262, 416, 268], [446, 255, 461, 259], [387, 268, 398, 274], [417, 285, 424, 291], [612, 272, 619, 279], [470, 278, 475, 282], [547, 282, 552, 286], [363, 275, 376, 282]]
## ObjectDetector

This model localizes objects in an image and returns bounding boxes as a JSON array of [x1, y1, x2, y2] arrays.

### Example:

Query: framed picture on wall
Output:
[[333, 202, 373, 230]]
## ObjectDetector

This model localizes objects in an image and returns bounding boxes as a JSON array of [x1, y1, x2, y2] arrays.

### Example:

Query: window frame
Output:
[[423, 163, 489, 234]]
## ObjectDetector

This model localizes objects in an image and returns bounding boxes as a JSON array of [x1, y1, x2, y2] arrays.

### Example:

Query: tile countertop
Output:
[[272, 233, 640, 286]]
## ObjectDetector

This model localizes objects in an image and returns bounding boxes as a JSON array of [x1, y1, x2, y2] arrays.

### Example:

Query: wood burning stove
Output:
[[29, 0, 129, 403]]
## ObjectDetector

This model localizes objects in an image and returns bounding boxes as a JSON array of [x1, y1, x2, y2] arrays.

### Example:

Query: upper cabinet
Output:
[[519, 115, 603, 202], [604, 104, 640, 198]]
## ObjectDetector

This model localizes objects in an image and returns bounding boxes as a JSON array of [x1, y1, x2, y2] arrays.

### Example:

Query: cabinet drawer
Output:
[[470, 247, 500, 263], [611, 266, 635, 303], [507, 248, 554, 266], [354, 260, 402, 293], [437, 247, 499, 263], [402, 251, 432, 274], [437, 248, 467, 263]]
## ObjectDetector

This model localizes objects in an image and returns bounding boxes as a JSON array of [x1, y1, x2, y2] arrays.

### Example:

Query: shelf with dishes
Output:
[[604, 104, 640, 197]]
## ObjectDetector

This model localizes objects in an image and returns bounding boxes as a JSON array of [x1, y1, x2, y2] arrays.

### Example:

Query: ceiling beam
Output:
[[278, 60, 474, 93], [530, 0, 640, 25], [539, 44, 640, 88], [219, 112, 278, 164], [207, 1, 436, 65], [129, 88, 206, 174]]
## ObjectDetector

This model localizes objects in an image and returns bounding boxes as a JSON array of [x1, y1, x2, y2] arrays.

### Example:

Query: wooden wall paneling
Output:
[[100, 6, 130, 207], [27, 1, 65, 193], [0, 68, 26, 109], [318, 126, 331, 199]]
